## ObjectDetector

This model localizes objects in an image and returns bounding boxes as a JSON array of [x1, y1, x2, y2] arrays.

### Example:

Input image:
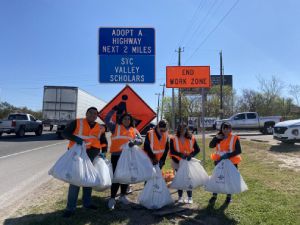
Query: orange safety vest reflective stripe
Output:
[[110, 124, 136, 153], [170, 135, 195, 161], [147, 129, 168, 161], [210, 133, 242, 164], [68, 119, 104, 150]]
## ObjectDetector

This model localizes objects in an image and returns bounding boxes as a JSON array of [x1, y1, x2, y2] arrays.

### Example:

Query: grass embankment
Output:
[[4, 140, 300, 225]]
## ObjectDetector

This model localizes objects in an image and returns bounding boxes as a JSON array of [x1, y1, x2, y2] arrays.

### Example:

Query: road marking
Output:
[[0, 142, 67, 159]]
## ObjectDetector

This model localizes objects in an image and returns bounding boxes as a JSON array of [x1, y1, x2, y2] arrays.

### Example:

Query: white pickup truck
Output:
[[0, 113, 43, 137], [273, 119, 300, 144], [214, 112, 282, 134]]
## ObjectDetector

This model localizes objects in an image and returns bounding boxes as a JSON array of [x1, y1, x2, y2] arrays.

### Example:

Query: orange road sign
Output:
[[98, 85, 156, 132], [166, 66, 211, 88]]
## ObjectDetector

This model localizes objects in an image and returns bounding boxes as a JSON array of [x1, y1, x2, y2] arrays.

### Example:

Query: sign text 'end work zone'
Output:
[[99, 27, 155, 84], [166, 66, 211, 88]]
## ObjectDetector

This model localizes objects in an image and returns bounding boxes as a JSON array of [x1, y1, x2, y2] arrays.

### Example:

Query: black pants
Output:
[[212, 161, 238, 198], [110, 154, 128, 198]]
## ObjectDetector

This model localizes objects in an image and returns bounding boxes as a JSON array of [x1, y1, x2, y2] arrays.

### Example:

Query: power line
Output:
[[182, 0, 220, 48], [177, 0, 208, 47], [185, 0, 240, 64]]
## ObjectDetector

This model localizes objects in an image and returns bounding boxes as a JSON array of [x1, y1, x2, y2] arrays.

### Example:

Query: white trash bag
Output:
[[170, 158, 209, 190], [205, 159, 248, 194], [48, 143, 100, 187], [93, 157, 113, 192], [113, 144, 154, 184], [138, 165, 174, 209]]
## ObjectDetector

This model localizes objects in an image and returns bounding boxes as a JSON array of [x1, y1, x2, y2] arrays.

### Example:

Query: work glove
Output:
[[99, 152, 106, 159], [74, 136, 83, 145], [186, 155, 192, 161], [220, 153, 230, 160], [128, 140, 135, 148], [159, 160, 165, 168], [181, 154, 187, 160], [152, 158, 158, 165]]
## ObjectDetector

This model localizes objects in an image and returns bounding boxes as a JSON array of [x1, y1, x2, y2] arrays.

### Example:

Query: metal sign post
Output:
[[201, 88, 206, 164]]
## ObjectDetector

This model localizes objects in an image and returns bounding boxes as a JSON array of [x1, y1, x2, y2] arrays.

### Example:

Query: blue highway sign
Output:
[[99, 27, 155, 83]]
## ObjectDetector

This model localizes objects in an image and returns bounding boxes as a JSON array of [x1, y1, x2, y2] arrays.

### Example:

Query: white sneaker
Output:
[[186, 197, 193, 204], [108, 198, 116, 210], [178, 197, 184, 203], [119, 195, 131, 205]]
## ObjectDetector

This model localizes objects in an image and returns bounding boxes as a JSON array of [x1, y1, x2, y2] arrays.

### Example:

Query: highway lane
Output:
[[0, 132, 67, 212]]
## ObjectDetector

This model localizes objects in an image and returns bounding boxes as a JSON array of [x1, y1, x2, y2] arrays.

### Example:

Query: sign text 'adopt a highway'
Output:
[[99, 27, 155, 83]]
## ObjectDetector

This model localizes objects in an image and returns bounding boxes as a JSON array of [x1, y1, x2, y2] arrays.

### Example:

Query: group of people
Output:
[[61, 106, 242, 218]]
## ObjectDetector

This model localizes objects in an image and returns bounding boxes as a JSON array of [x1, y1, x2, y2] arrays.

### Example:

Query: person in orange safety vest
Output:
[[144, 120, 169, 169], [170, 123, 200, 204], [208, 122, 242, 204], [61, 107, 107, 218], [105, 106, 143, 210]]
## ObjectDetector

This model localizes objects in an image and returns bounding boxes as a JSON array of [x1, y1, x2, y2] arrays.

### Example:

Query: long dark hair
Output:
[[118, 113, 135, 128], [176, 123, 192, 139], [218, 122, 232, 135]]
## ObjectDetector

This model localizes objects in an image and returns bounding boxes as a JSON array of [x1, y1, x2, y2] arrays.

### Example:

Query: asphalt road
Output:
[[0, 132, 67, 211]]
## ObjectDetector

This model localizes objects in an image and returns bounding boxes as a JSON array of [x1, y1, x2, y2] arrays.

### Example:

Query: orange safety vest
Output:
[[147, 129, 169, 161], [110, 124, 136, 153], [210, 133, 242, 164], [68, 119, 105, 150], [170, 135, 195, 161]]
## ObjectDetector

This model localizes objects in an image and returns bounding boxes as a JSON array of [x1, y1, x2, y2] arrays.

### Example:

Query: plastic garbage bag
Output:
[[113, 144, 154, 184], [205, 159, 248, 194], [170, 158, 209, 190], [93, 157, 113, 191], [138, 165, 174, 209], [48, 143, 100, 187]]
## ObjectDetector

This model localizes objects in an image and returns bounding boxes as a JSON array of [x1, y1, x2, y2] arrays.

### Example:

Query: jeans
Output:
[[66, 185, 92, 211], [65, 148, 99, 211]]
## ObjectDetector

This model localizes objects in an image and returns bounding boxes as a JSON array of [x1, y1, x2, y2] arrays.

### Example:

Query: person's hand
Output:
[[99, 152, 106, 159], [186, 155, 192, 161], [159, 160, 165, 168], [152, 158, 158, 165], [74, 136, 83, 145], [216, 134, 224, 140], [220, 153, 230, 160], [181, 154, 187, 160], [128, 140, 135, 147]]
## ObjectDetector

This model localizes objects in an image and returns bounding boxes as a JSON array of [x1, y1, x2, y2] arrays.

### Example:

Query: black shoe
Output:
[[225, 197, 232, 204], [62, 210, 74, 218], [84, 204, 98, 210], [209, 196, 217, 204]]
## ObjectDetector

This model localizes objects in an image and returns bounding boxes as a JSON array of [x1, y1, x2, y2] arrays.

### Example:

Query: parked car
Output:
[[0, 113, 43, 137], [273, 119, 300, 144], [214, 112, 282, 134]]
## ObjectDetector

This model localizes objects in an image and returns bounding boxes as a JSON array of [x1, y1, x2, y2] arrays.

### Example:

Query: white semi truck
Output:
[[42, 86, 106, 137]]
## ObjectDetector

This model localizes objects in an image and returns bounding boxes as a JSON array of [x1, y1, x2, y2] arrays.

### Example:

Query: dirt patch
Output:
[[0, 179, 67, 224]]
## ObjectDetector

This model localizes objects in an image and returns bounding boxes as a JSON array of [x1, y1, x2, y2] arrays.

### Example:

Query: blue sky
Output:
[[0, 0, 299, 111]]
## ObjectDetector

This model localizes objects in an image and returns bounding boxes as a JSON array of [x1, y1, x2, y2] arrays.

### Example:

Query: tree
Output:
[[289, 84, 300, 106]]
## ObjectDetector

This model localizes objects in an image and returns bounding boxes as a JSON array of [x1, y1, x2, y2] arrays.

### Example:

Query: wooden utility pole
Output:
[[176, 47, 184, 124], [160, 83, 165, 120], [155, 93, 160, 124], [220, 50, 223, 119]]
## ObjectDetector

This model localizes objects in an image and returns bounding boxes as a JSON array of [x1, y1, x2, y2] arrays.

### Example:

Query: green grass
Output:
[[4, 139, 300, 225]]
